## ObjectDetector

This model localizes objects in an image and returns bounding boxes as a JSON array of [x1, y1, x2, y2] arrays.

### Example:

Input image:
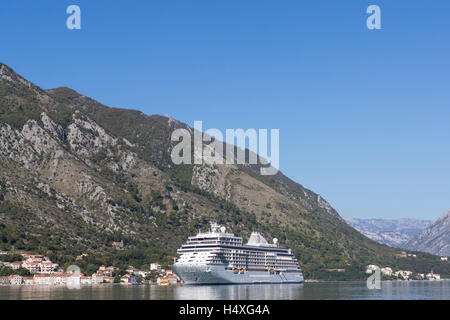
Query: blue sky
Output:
[[1, 1, 449, 220]]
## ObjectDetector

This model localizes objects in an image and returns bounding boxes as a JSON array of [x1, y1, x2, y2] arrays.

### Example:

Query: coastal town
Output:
[[0, 251, 180, 286], [364, 253, 449, 281], [0, 248, 448, 286]]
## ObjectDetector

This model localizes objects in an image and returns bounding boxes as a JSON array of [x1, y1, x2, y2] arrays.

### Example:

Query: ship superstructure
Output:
[[172, 223, 304, 284]]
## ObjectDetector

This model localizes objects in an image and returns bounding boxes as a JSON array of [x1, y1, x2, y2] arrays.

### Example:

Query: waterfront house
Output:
[[0, 276, 10, 285], [53, 273, 68, 285], [394, 270, 413, 280], [81, 276, 92, 285], [120, 274, 137, 284], [441, 257, 448, 261], [9, 275, 23, 285], [92, 273, 105, 284], [23, 277, 34, 285], [380, 267, 393, 276], [426, 273, 441, 280], [33, 274, 54, 285]]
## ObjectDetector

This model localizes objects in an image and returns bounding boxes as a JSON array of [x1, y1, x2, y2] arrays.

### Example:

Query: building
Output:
[[0, 276, 10, 285], [81, 276, 92, 285], [21, 257, 58, 274], [426, 273, 441, 280], [22, 261, 40, 274], [9, 275, 23, 285], [105, 266, 119, 275], [40, 261, 58, 274], [95, 265, 118, 277], [441, 257, 448, 261], [150, 263, 161, 271], [325, 269, 346, 272], [33, 274, 54, 285], [120, 274, 136, 284], [10, 261, 22, 270], [126, 267, 140, 275], [52, 274, 68, 285], [91, 273, 105, 284], [380, 267, 393, 276], [394, 270, 413, 280], [137, 270, 151, 278], [76, 253, 88, 260], [23, 277, 34, 285], [112, 241, 124, 249]]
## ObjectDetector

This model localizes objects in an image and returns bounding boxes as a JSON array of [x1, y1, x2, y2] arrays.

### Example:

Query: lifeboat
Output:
[[233, 268, 239, 273], [239, 268, 245, 274]]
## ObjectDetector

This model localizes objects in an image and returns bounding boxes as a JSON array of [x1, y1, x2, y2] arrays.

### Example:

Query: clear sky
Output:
[[1, 1, 449, 220]]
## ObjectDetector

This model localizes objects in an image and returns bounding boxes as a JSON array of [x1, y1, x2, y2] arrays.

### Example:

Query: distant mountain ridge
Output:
[[343, 217, 432, 248], [403, 211, 450, 256]]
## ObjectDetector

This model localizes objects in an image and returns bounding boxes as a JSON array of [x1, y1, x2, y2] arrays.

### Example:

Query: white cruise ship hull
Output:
[[172, 264, 304, 285]]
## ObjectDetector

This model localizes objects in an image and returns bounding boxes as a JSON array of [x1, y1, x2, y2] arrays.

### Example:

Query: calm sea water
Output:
[[0, 281, 449, 300]]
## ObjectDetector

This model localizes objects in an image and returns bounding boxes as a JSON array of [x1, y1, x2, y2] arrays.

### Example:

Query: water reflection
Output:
[[0, 281, 449, 300]]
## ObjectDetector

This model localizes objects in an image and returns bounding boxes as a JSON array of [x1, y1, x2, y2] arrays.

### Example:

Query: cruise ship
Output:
[[172, 223, 304, 284]]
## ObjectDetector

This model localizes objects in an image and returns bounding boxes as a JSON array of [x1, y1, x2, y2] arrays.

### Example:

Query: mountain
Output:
[[1, 62, 449, 279], [343, 217, 432, 248], [403, 211, 450, 256]]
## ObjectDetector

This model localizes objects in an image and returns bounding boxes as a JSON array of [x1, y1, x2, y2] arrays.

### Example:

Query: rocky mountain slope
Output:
[[403, 211, 450, 256], [1, 62, 449, 278], [343, 217, 432, 248]]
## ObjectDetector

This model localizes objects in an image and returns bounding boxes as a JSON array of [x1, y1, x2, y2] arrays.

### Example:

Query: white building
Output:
[[9, 261, 22, 270], [380, 267, 393, 276], [33, 274, 54, 285], [394, 270, 413, 280], [92, 273, 104, 284], [81, 276, 92, 285], [426, 273, 441, 280], [150, 263, 161, 271], [9, 275, 23, 285], [126, 267, 140, 275], [441, 257, 448, 261], [40, 261, 58, 273]]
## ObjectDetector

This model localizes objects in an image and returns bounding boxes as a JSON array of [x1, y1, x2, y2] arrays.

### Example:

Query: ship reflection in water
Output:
[[0, 281, 449, 300]]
